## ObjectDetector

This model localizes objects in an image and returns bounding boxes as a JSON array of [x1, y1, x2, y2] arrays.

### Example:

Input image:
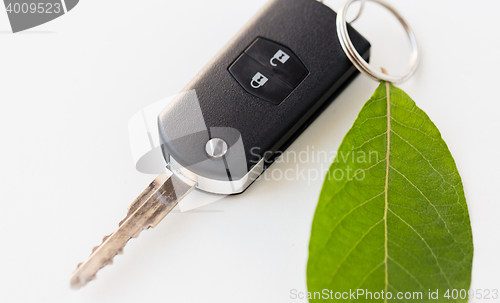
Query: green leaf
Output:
[[307, 82, 473, 302]]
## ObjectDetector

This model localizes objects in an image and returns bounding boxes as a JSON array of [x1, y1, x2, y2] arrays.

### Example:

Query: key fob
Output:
[[158, 0, 370, 195]]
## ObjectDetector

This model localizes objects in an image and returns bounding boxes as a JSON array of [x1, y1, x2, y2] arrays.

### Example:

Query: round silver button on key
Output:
[[205, 138, 228, 158]]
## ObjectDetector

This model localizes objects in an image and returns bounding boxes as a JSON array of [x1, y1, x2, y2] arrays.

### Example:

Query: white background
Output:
[[1, 0, 499, 302]]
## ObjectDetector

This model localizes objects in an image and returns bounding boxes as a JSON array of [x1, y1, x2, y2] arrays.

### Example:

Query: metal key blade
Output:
[[70, 171, 195, 289]]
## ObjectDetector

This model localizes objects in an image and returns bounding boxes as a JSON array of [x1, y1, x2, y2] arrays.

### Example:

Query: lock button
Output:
[[228, 53, 294, 105], [251, 72, 269, 89]]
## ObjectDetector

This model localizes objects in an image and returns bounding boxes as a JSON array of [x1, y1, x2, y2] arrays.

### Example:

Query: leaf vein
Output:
[[347, 262, 385, 303], [388, 208, 453, 288], [391, 117, 437, 141], [352, 131, 388, 150], [390, 130, 457, 194], [389, 165, 464, 254], [390, 130, 466, 218], [326, 159, 386, 204], [320, 192, 385, 254], [327, 219, 384, 284], [387, 256, 426, 291]]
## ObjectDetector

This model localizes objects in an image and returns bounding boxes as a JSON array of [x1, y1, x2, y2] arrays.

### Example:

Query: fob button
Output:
[[229, 54, 294, 105], [251, 72, 269, 88], [245, 38, 309, 87], [270, 49, 290, 66]]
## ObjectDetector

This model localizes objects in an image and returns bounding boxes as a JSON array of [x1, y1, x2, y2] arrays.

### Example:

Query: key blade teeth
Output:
[[70, 249, 123, 289], [102, 259, 113, 266], [131, 230, 144, 239], [70, 173, 195, 289], [70, 229, 147, 289], [91, 233, 112, 253]]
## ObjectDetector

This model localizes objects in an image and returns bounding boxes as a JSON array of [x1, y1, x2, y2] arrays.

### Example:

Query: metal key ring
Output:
[[336, 0, 420, 84]]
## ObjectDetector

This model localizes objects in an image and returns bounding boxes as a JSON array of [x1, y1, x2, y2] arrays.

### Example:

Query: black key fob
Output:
[[158, 0, 370, 194]]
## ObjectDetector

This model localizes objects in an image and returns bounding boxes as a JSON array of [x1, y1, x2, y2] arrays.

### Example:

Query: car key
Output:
[[70, 0, 370, 289]]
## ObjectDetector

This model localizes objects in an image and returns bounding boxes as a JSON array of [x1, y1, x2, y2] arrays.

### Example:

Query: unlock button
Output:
[[270, 50, 290, 66]]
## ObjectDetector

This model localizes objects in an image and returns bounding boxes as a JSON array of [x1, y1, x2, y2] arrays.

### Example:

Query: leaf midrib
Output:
[[383, 82, 391, 302], [383, 84, 453, 293]]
